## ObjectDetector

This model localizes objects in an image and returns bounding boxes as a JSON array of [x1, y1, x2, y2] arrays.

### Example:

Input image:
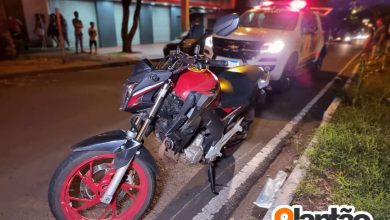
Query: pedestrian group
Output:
[[29, 9, 98, 54]]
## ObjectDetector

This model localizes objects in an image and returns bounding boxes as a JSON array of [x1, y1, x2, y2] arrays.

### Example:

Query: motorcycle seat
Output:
[[218, 65, 264, 108]]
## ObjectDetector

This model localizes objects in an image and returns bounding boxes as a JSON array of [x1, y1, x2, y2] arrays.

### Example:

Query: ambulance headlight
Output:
[[260, 40, 285, 54]]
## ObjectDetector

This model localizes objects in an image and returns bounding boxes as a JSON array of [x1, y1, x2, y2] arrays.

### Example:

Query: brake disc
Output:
[[80, 163, 111, 199], [80, 163, 137, 203]]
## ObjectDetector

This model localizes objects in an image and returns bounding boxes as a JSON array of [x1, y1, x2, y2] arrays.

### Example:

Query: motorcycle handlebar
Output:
[[169, 51, 227, 75], [172, 66, 188, 75], [172, 58, 228, 75], [207, 59, 228, 68]]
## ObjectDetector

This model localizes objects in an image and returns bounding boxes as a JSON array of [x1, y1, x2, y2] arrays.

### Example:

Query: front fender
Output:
[[71, 130, 158, 175], [72, 130, 128, 152]]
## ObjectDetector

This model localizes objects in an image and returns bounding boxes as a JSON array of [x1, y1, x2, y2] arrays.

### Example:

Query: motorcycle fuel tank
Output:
[[173, 68, 219, 101]]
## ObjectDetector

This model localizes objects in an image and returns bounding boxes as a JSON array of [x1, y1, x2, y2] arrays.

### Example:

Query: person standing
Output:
[[47, 13, 58, 47], [72, 11, 85, 54], [371, 18, 387, 60], [363, 27, 374, 55], [183, 17, 206, 54], [57, 10, 70, 49], [7, 16, 23, 39], [187, 17, 205, 40], [33, 14, 47, 49], [88, 22, 97, 55]]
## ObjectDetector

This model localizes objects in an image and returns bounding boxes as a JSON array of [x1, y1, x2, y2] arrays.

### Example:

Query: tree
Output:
[[121, 0, 141, 53], [0, 0, 16, 59]]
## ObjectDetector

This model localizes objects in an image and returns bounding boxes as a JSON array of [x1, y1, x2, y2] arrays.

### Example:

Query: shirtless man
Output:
[[72, 11, 85, 54]]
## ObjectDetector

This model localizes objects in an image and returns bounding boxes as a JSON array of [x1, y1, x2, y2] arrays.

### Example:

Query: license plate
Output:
[[227, 59, 241, 68]]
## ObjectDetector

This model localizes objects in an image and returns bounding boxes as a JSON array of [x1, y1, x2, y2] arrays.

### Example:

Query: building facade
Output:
[[5, 0, 236, 48]]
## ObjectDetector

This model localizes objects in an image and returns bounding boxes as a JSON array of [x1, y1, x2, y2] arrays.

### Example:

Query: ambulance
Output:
[[204, 0, 332, 91]]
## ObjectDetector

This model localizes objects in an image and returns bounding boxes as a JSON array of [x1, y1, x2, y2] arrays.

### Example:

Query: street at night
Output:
[[0, 43, 361, 219]]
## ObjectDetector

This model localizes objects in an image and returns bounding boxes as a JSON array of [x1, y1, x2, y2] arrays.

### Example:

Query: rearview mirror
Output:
[[213, 14, 240, 36]]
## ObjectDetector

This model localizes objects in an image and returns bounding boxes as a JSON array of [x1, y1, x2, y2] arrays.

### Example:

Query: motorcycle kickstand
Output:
[[208, 162, 219, 195]]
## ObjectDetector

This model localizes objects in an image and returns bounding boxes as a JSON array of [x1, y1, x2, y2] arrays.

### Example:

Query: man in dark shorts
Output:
[[72, 11, 85, 54], [88, 22, 97, 54]]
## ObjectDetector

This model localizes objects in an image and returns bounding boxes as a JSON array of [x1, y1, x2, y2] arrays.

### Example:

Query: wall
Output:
[[96, 1, 116, 47], [170, 6, 181, 40], [139, 5, 153, 44], [21, 0, 49, 42], [152, 6, 170, 42], [56, 0, 98, 48], [23, 0, 199, 47]]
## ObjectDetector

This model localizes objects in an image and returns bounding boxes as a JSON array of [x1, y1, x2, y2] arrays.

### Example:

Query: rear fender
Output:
[[72, 130, 158, 175]]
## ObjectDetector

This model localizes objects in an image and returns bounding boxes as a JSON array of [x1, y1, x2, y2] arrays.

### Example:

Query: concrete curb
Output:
[[0, 58, 161, 80], [262, 54, 362, 219]]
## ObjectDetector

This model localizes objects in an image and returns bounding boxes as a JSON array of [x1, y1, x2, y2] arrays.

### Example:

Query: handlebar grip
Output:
[[172, 66, 187, 75], [208, 59, 228, 68]]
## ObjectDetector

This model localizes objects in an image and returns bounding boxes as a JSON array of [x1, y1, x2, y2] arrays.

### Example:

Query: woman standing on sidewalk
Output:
[[33, 14, 47, 49]]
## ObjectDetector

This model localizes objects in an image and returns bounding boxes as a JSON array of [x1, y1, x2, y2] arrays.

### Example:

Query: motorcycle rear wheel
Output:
[[48, 151, 155, 220]]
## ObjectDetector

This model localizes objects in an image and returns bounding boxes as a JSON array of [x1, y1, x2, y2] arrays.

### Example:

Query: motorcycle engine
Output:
[[156, 94, 204, 164], [181, 134, 204, 164], [155, 94, 183, 142], [158, 134, 205, 164]]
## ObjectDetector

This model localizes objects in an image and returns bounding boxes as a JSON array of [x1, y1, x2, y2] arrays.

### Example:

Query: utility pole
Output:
[[181, 0, 190, 33], [55, 8, 66, 64]]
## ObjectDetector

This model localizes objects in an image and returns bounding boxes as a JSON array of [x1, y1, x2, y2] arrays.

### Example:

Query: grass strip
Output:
[[294, 66, 390, 219]]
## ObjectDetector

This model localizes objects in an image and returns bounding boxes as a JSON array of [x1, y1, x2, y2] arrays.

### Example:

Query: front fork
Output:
[[100, 82, 171, 204]]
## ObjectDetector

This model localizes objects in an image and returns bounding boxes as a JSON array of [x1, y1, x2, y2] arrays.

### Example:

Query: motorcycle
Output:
[[48, 14, 270, 220]]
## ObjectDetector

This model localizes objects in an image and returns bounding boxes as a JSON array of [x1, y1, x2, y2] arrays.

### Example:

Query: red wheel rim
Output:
[[60, 153, 148, 220]]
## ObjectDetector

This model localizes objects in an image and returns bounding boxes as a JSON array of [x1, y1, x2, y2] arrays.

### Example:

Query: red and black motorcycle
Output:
[[48, 14, 270, 220]]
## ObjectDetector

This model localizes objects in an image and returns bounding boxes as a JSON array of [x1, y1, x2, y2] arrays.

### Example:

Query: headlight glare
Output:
[[260, 40, 285, 54]]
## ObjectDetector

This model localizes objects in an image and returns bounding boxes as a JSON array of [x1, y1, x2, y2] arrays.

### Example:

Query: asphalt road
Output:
[[0, 43, 361, 220]]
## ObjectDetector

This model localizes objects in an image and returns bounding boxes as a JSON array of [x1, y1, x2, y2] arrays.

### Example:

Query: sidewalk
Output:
[[0, 43, 165, 79]]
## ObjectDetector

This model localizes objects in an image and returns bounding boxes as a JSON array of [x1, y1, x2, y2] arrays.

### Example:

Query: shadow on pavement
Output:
[[155, 145, 238, 220]]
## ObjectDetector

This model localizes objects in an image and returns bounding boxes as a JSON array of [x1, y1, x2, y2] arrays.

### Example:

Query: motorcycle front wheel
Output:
[[48, 151, 155, 220]]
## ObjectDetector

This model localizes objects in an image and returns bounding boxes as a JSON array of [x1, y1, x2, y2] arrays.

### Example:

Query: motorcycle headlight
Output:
[[205, 36, 213, 48], [120, 83, 137, 111], [260, 40, 285, 54]]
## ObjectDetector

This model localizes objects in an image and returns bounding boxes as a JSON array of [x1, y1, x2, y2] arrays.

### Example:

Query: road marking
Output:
[[167, 140, 267, 220], [192, 52, 362, 220]]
